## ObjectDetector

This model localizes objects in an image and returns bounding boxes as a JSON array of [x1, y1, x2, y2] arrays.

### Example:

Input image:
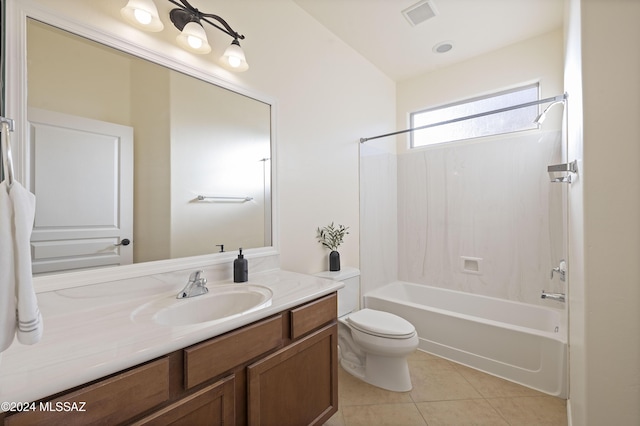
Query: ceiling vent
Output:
[[402, 0, 438, 27]]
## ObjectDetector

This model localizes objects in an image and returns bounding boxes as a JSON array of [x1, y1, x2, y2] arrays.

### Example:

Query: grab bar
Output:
[[1, 117, 16, 189], [196, 195, 253, 202]]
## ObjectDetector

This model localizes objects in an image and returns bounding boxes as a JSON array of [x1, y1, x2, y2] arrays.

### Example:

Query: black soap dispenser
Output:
[[234, 248, 248, 283]]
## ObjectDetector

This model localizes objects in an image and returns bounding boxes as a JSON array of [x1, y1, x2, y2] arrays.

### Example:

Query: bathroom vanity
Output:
[[0, 270, 342, 425]]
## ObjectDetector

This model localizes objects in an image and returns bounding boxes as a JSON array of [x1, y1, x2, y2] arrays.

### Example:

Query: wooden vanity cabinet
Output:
[[247, 292, 339, 426], [2, 292, 338, 426], [247, 324, 338, 426]]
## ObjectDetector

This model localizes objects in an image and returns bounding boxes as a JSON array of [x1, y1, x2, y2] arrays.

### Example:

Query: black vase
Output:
[[329, 251, 340, 271]]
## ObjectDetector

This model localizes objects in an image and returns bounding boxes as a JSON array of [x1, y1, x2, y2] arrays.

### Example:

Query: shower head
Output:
[[534, 98, 566, 124]]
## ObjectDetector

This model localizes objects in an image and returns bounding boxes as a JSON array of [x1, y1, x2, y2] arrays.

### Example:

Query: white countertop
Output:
[[0, 269, 343, 407]]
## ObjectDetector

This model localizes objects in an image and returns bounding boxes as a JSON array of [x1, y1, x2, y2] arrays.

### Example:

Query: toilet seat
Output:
[[346, 308, 416, 339]]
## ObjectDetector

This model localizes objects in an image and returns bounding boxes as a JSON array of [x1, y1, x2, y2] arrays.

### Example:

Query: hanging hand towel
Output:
[[9, 181, 43, 344], [0, 182, 17, 352]]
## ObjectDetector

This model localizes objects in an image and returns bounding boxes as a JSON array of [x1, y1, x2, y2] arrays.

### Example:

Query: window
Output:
[[410, 84, 539, 148]]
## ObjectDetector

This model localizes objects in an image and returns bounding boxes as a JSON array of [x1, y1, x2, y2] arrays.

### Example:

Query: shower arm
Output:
[[534, 99, 566, 124], [360, 92, 568, 143]]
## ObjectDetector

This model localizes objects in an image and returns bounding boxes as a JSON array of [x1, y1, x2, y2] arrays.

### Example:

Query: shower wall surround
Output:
[[360, 130, 564, 306], [359, 144, 398, 298], [398, 130, 563, 305]]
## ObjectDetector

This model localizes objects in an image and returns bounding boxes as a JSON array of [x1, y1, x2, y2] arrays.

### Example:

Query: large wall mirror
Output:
[[4, 1, 277, 288]]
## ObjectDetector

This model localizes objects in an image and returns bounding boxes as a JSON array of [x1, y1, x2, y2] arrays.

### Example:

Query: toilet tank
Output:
[[314, 267, 360, 317]]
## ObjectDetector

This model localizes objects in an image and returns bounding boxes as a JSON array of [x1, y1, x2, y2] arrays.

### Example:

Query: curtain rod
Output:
[[359, 92, 568, 143]]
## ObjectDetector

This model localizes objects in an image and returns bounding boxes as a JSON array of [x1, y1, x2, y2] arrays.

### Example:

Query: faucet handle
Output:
[[189, 270, 204, 282], [551, 260, 566, 282]]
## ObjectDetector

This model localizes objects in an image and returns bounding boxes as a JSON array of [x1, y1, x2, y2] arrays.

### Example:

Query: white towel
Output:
[[0, 181, 16, 352], [10, 181, 42, 344], [0, 180, 43, 352]]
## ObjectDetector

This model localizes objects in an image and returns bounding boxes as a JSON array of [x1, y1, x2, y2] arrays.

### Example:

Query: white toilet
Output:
[[316, 268, 419, 392]]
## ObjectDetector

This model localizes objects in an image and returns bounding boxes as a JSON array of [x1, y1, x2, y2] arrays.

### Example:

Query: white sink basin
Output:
[[132, 284, 273, 326]]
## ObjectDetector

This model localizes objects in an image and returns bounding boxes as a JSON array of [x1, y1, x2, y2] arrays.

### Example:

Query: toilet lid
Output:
[[346, 309, 415, 338]]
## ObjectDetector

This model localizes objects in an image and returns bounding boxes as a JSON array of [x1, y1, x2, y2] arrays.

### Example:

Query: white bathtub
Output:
[[364, 281, 567, 398]]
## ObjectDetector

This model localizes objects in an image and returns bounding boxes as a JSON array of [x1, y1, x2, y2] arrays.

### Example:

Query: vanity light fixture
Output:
[[120, 0, 249, 71]]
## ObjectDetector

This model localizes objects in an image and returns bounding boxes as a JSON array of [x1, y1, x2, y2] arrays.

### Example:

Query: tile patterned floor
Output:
[[325, 350, 567, 426]]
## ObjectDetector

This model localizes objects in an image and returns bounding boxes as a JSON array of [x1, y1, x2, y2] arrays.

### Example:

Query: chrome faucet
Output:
[[541, 291, 565, 303], [177, 270, 208, 299]]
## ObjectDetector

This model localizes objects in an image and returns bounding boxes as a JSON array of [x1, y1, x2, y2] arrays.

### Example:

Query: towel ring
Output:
[[1, 119, 15, 189]]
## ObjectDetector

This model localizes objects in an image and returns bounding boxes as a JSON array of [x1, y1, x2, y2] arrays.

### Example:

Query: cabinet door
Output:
[[247, 324, 338, 426], [132, 375, 235, 426]]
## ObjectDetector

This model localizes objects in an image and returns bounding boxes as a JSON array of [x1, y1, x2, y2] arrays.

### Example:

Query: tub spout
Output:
[[541, 291, 565, 302]]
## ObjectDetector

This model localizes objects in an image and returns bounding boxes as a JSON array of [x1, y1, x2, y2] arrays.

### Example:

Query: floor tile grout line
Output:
[[414, 400, 430, 426], [483, 396, 512, 426]]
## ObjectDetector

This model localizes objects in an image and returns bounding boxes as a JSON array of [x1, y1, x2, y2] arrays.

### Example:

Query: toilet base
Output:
[[339, 346, 414, 392], [339, 353, 366, 381]]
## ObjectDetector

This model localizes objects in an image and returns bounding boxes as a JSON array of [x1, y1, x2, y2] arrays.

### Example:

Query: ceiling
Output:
[[293, 0, 565, 82]]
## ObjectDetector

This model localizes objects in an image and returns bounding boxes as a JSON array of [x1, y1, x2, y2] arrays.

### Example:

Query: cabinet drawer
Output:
[[5, 358, 169, 426], [184, 314, 283, 389], [290, 293, 337, 340], [132, 375, 235, 425]]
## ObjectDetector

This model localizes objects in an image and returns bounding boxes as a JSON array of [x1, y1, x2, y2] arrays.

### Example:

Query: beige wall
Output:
[[169, 71, 271, 258], [566, 0, 640, 424], [27, 20, 131, 125], [564, 0, 585, 422], [130, 60, 171, 263]]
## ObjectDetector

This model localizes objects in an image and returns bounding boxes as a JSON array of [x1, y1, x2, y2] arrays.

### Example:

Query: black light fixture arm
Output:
[[168, 0, 245, 40]]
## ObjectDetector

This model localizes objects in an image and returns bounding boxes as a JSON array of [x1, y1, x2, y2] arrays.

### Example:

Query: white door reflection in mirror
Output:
[[28, 108, 133, 274]]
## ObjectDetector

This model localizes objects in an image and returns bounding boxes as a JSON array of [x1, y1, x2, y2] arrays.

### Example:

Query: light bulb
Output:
[[134, 9, 152, 25], [176, 21, 211, 54], [227, 55, 241, 68], [187, 35, 203, 49]]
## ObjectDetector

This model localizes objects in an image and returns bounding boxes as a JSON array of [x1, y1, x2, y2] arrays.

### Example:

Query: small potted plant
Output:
[[316, 222, 349, 271]]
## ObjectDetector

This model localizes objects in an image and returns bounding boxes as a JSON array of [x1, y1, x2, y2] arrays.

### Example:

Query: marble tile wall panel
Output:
[[394, 131, 563, 305]]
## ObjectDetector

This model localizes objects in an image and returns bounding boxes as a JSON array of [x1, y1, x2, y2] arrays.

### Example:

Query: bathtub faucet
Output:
[[541, 291, 565, 303], [551, 260, 566, 282]]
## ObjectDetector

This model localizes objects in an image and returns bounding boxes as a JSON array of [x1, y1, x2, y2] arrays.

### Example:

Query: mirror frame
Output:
[[5, 0, 279, 292]]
